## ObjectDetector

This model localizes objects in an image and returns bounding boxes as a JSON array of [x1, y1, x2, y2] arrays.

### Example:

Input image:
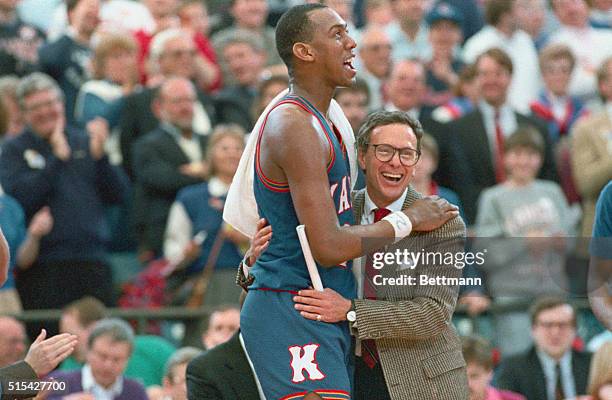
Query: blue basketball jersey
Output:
[[251, 94, 356, 299]]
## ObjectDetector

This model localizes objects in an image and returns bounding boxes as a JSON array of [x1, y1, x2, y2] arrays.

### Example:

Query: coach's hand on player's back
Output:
[[402, 195, 459, 231]]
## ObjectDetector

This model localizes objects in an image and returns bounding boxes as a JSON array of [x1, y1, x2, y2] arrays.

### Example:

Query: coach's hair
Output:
[[356, 110, 424, 153], [475, 47, 513, 76], [529, 296, 576, 327], [462, 336, 494, 370], [16, 73, 64, 109], [87, 318, 135, 351], [164, 347, 202, 381], [275, 3, 328, 74]]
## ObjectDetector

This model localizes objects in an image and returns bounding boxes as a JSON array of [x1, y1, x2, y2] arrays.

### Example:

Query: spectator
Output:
[[177, 0, 222, 92], [164, 125, 247, 306], [530, 43, 588, 145], [571, 57, 612, 245], [590, 0, 612, 29], [384, 0, 429, 62], [333, 78, 370, 133], [383, 59, 432, 121], [75, 33, 139, 165], [38, 0, 100, 125], [515, 0, 548, 50], [412, 132, 464, 219], [473, 127, 575, 355], [431, 63, 479, 123], [132, 77, 209, 260], [119, 28, 216, 177], [58, 296, 177, 387], [0, 0, 45, 76], [0, 76, 24, 138], [0, 73, 129, 338], [0, 196, 53, 315], [495, 297, 593, 400], [202, 305, 240, 350], [0, 317, 27, 368], [548, 0, 612, 101], [462, 0, 541, 113], [214, 31, 267, 132], [212, 0, 281, 86], [423, 2, 465, 107], [48, 318, 148, 400], [251, 73, 289, 122], [355, 26, 392, 111], [588, 341, 612, 400], [442, 48, 557, 224], [47, 0, 155, 41], [148, 347, 201, 400], [462, 336, 526, 400], [361, 0, 394, 29]]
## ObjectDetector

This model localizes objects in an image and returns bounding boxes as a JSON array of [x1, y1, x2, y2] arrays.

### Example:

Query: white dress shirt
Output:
[[82, 364, 123, 400], [479, 101, 519, 159], [536, 349, 576, 400]]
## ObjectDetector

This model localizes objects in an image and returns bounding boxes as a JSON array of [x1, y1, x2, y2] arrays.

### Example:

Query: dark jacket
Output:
[[0, 127, 129, 263], [441, 109, 557, 224], [131, 126, 208, 255], [0, 361, 37, 400], [494, 347, 592, 400], [186, 332, 260, 400]]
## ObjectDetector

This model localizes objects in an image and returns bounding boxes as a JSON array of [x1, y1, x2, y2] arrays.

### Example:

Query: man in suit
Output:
[[442, 48, 557, 223], [293, 110, 469, 399], [120, 28, 216, 177], [0, 327, 77, 400], [186, 331, 261, 400], [494, 297, 592, 400], [132, 77, 208, 259]]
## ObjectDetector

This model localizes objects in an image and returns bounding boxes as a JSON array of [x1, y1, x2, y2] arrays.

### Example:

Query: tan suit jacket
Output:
[[351, 187, 469, 400], [571, 111, 612, 238]]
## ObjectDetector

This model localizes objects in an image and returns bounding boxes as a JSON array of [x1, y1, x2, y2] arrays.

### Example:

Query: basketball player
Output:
[[239, 4, 458, 399]]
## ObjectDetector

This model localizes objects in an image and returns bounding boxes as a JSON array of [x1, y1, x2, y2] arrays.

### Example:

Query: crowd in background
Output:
[[0, 0, 611, 398]]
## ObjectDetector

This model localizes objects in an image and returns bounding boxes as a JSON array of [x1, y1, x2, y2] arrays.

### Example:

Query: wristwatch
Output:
[[346, 300, 356, 322]]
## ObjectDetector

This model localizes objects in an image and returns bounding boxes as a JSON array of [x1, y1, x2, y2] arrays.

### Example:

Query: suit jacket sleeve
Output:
[[186, 357, 224, 399], [571, 117, 612, 199], [352, 215, 466, 340], [0, 361, 38, 400]]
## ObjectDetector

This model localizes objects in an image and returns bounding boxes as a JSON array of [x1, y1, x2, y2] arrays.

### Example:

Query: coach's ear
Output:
[[293, 42, 315, 63]]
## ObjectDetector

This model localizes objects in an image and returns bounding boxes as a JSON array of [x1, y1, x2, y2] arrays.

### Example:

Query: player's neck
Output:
[[289, 82, 334, 118]]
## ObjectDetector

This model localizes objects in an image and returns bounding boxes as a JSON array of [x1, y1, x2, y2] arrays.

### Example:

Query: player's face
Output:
[[308, 8, 357, 87], [358, 123, 418, 207]]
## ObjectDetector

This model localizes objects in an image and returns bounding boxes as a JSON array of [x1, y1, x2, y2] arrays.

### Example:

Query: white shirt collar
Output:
[[208, 177, 230, 198], [364, 187, 408, 219], [82, 364, 123, 400]]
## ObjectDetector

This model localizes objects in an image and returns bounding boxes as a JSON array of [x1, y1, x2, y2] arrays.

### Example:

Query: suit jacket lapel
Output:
[[527, 347, 549, 400], [223, 333, 259, 399]]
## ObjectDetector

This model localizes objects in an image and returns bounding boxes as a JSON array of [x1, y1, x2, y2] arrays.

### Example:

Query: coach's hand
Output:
[[403, 195, 458, 232], [294, 288, 352, 323]]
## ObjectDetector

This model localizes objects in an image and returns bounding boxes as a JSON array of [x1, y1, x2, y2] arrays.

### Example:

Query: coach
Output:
[[293, 111, 469, 399]]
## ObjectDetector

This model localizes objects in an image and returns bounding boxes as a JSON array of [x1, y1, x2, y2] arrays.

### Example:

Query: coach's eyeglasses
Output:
[[367, 143, 420, 167]]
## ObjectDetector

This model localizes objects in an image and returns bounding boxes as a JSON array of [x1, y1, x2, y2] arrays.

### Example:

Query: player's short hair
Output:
[[462, 336, 494, 370], [275, 3, 328, 74], [334, 78, 371, 104], [475, 47, 513, 76], [356, 110, 424, 153]]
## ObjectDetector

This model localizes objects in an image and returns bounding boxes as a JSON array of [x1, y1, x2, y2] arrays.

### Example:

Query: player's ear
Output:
[[293, 42, 315, 63]]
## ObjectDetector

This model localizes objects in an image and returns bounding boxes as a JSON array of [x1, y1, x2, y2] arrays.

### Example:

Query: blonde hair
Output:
[[588, 341, 612, 399], [206, 124, 246, 177], [92, 33, 137, 80]]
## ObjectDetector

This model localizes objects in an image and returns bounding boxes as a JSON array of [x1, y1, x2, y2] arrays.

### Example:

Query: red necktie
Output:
[[494, 111, 506, 183], [362, 207, 391, 368]]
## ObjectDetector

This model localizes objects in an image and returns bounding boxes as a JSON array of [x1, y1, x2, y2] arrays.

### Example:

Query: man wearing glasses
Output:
[[293, 110, 469, 399]]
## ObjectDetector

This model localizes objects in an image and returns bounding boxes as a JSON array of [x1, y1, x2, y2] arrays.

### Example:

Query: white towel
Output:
[[223, 89, 358, 238]]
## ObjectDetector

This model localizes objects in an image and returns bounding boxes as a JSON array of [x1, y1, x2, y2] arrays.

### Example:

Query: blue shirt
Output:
[[0, 193, 26, 290], [591, 180, 612, 258]]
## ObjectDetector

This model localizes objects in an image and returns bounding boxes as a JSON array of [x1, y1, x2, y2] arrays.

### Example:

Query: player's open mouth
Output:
[[381, 172, 402, 183], [343, 56, 356, 72]]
